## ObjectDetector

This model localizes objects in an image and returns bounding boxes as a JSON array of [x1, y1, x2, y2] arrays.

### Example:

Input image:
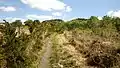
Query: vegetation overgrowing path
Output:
[[39, 38, 52, 68]]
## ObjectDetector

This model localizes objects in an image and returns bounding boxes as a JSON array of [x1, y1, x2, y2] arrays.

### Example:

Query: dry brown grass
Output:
[[49, 29, 120, 68]]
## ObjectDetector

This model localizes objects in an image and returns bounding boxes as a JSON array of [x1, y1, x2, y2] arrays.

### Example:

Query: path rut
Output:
[[39, 38, 52, 68]]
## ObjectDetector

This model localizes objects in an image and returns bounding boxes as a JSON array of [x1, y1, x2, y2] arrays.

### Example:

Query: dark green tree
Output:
[[24, 19, 34, 33], [112, 17, 120, 33], [11, 20, 22, 27], [33, 20, 40, 26], [11, 20, 22, 34], [24, 19, 33, 26], [87, 16, 99, 28]]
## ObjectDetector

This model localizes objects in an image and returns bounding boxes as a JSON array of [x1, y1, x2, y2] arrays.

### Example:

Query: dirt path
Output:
[[39, 38, 52, 68]]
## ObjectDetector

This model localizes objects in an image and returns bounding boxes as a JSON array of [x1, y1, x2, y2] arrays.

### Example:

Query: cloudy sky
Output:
[[0, 0, 120, 22]]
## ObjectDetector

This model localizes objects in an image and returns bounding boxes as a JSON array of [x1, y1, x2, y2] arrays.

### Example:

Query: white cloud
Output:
[[0, 6, 16, 12], [21, 0, 28, 4], [107, 10, 120, 18], [97, 16, 102, 20], [66, 6, 72, 12], [20, 0, 72, 12], [107, 11, 114, 16], [26, 14, 54, 21], [52, 12, 62, 16]]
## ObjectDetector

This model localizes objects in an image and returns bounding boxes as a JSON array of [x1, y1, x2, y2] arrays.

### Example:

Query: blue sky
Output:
[[0, 0, 120, 22]]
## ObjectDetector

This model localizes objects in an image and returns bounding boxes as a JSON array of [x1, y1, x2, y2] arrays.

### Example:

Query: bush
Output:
[[85, 40, 120, 68]]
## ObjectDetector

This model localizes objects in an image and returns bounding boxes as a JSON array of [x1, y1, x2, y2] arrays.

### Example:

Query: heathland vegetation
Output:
[[0, 16, 120, 68]]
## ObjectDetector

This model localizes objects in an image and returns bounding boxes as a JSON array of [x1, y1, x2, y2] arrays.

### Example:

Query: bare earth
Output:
[[39, 38, 52, 68]]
